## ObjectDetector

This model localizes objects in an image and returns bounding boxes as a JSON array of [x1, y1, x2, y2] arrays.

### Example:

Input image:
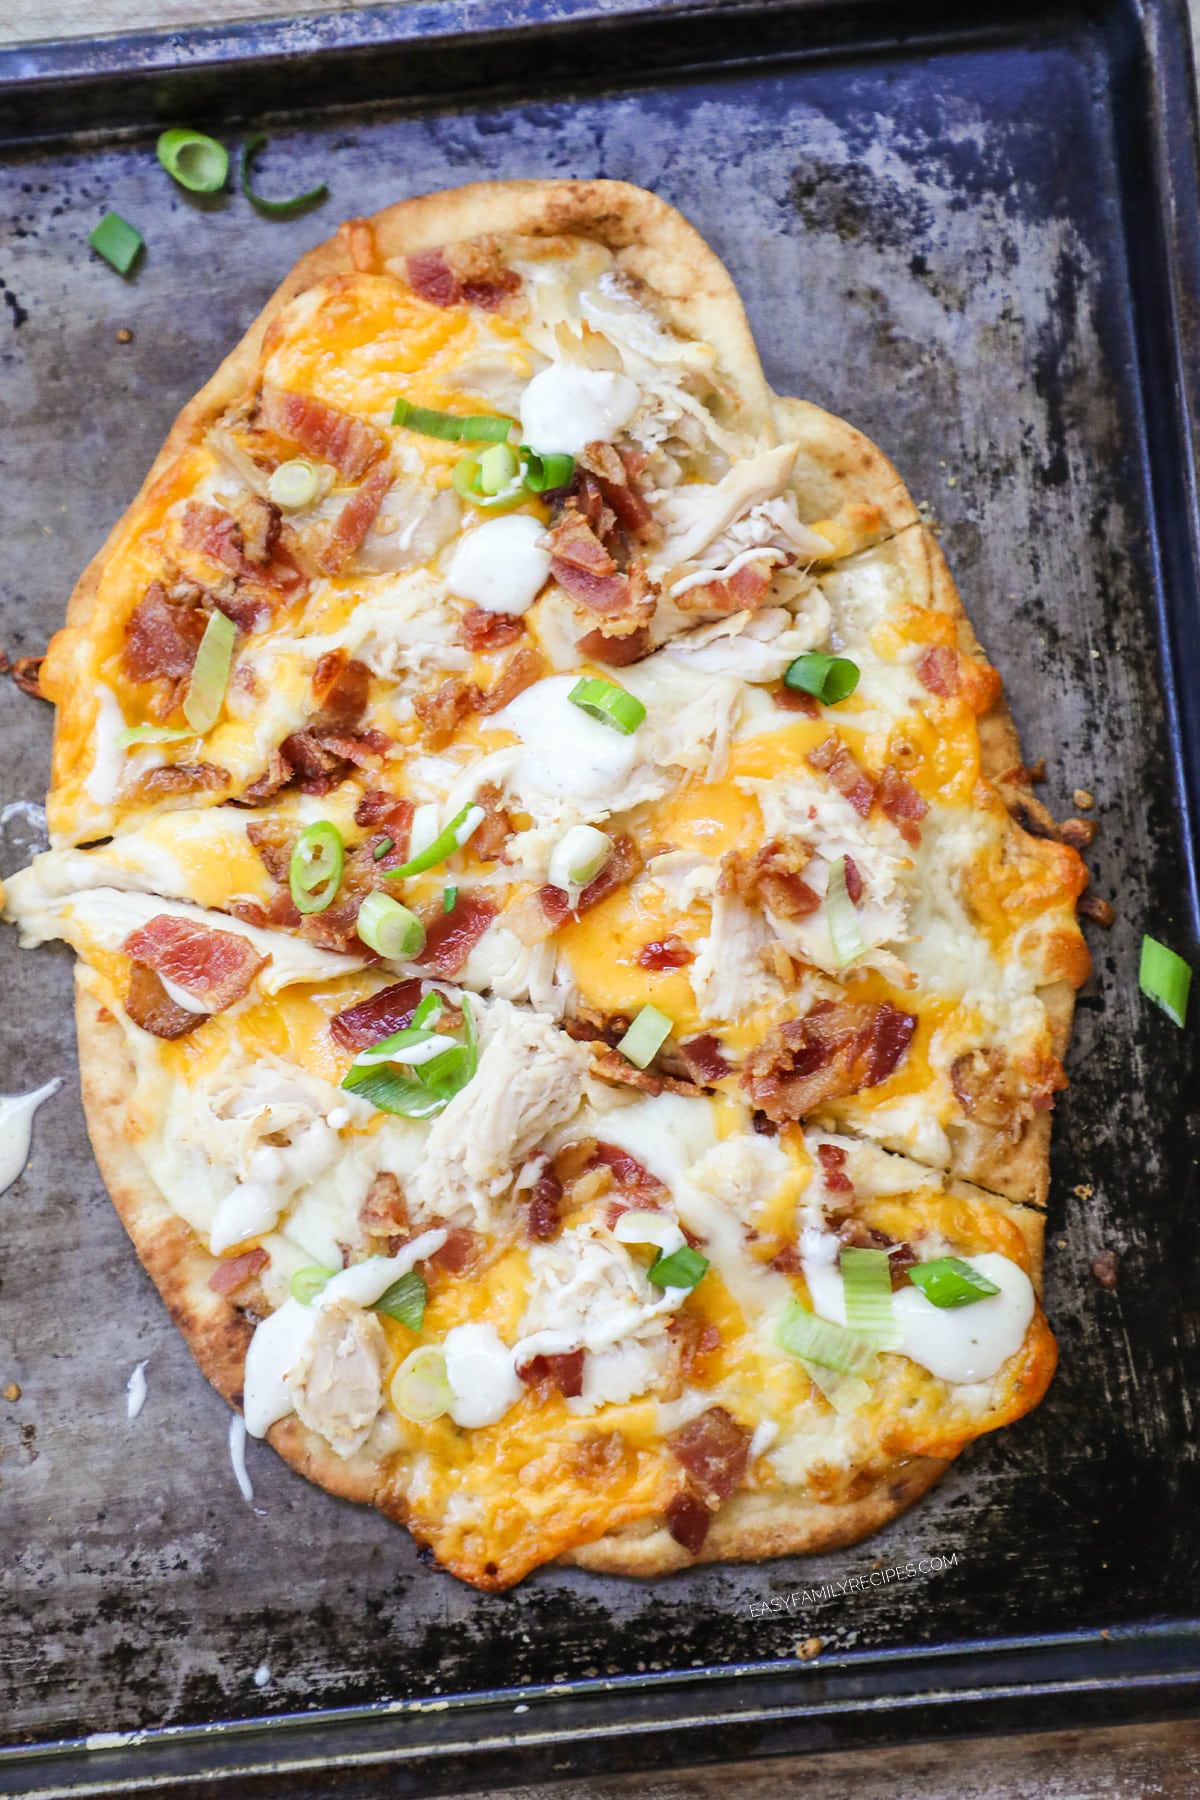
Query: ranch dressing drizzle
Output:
[[0, 1078, 61, 1195]]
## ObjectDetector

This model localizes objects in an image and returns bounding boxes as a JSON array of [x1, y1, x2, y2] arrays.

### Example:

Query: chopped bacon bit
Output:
[[553, 554, 657, 624], [414, 677, 477, 751], [124, 915, 268, 1012], [472, 783, 513, 862], [226, 898, 269, 928], [836, 1220, 893, 1252], [807, 733, 876, 818], [877, 766, 929, 845], [257, 387, 384, 481], [329, 978, 425, 1052], [428, 1226, 481, 1276], [917, 645, 961, 697], [312, 651, 370, 730], [721, 839, 819, 920], [741, 1000, 918, 1123], [360, 1171, 410, 1249], [888, 1242, 918, 1288], [774, 683, 820, 716], [279, 730, 345, 780], [180, 501, 248, 576], [1092, 1249, 1119, 1290], [240, 748, 294, 805], [593, 1050, 663, 1095], [355, 792, 415, 869], [476, 645, 545, 716], [527, 1168, 564, 1242], [317, 729, 392, 768], [669, 1312, 721, 1381], [246, 818, 293, 885], [546, 510, 617, 577], [678, 1034, 730, 1085], [122, 582, 206, 683], [1078, 892, 1116, 927], [950, 1046, 1067, 1131], [575, 625, 651, 667], [592, 1141, 668, 1202], [317, 461, 393, 575], [405, 240, 521, 311], [676, 558, 776, 615], [130, 762, 229, 801], [770, 1243, 804, 1275], [534, 886, 571, 933], [209, 1247, 268, 1295], [124, 962, 208, 1039], [600, 468, 655, 537], [416, 892, 497, 976], [842, 855, 864, 905], [517, 1348, 585, 1398], [670, 1406, 751, 1505], [6, 653, 47, 700], [405, 246, 459, 307], [665, 1491, 712, 1555], [578, 833, 642, 913], [636, 935, 694, 971], [459, 608, 523, 651], [230, 493, 281, 566], [816, 1142, 854, 1195]]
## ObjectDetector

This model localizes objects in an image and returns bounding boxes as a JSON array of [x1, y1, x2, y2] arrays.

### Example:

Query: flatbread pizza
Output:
[[5, 179, 1089, 1588]]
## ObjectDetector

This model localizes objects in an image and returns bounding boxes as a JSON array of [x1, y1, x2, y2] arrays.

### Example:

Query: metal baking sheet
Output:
[[3, 0, 1200, 1790]]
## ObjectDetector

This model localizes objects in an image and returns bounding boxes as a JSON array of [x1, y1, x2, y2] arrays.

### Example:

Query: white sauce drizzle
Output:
[[446, 514, 551, 615], [442, 1322, 524, 1428], [0, 1078, 61, 1196], [228, 1413, 254, 1504], [497, 674, 641, 802], [519, 364, 640, 456], [125, 1361, 149, 1421], [801, 1245, 1035, 1385], [159, 974, 211, 1015], [84, 686, 127, 807]]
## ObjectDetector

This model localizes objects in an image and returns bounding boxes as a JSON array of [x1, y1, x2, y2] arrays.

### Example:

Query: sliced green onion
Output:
[[568, 676, 646, 735], [784, 652, 860, 705], [114, 723, 195, 749], [89, 211, 143, 275], [372, 1270, 426, 1332], [475, 443, 519, 495], [777, 1297, 879, 1377], [356, 891, 426, 959], [392, 398, 515, 443], [353, 1027, 454, 1069], [156, 128, 228, 194], [522, 448, 575, 492], [616, 1004, 673, 1070], [410, 992, 444, 1030], [341, 995, 476, 1118], [386, 802, 484, 880], [267, 457, 320, 510], [442, 885, 458, 914], [451, 450, 528, 512], [647, 1245, 709, 1291], [548, 824, 612, 892], [290, 1264, 336, 1305], [826, 855, 865, 967], [340, 1063, 448, 1118], [372, 837, 394, 862], [801, 1360, 872, 1415], [182, 608, 235, 734], [840, 1247, 900, 1345], [907, 1256, 1001, 1309], [240, 132, 327, 217], [391, 1345, 453, 1423], [1139, 934, 1192, 1028], [288, 820, 344, 915]]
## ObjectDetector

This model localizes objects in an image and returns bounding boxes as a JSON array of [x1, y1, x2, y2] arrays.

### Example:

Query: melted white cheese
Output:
[[0, 1078, 61, 1195], [446, 514, 551, 615], [519, 364, 641, 456]]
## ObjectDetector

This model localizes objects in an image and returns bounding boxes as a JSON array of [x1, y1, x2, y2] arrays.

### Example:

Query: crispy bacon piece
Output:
[[414, 677, 477, 751], [476, 646, 545, 716], [312, 651, 370, 730], [816, 1142, 853, 1195], [124, 962, 208, 1039], [553, 555, 655, 624], [579, 833, 641, 912], [360, 1171, 410, 1251], [472, 783, 513, 862], [807, 733, 876, 818], [950, 1046, 1067, 1132], [535, 885, 574, 932], [428, 1226, 481, 1276], [1078, 892, 1116, 927], [720, 839, 820, 920], [240, 748, 294, 805], [319, 728, 392, 768], [416, 892, 497, 976], [131, 762, 229, 801], [257, 387, 384, 481], [741, 1000, 918, 1123], [317, 461, 393, 575], [354, 790, 415, 869], [575, 624, 651, 667], [124, 914, 268, 1012], [547, 511, 617, 577], [593, 1141, 668, 1203], [231, 493, 281, 566], [770, 1243, 805, 1275], [594, 1052, 663, 1095], [180, 502, 249, 576], [842, 855, 864, 905], [637, 935, 694, 970], [122, 582, 206, 683], [678, 1034, 730, 1085], [329, 978, 424, 1052], [676, 558, 777, 615], [459, 608, 523, 651], [4, 653, 47, 699], [526, 1168, 564, 1242], [670, 1407, 751, 1503], [774, 683, 820, 717], [406, 242, 521, 311], [877, 766, 928, 846], [1060, 817, 1099, 850], [917, 644, 961, 697], [665, 1491, 712, 1555], [208, 1247, 268, 1295], [517, 1349, 585, 1398], [279, 731, 345, 781], [245, 818, 293, 886], [669, 1312, 722, 1381]]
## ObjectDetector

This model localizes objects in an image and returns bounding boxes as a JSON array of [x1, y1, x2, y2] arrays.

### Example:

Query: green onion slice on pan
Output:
[[156, 129, 229, 194], [89, 212, 143, 275], [1139, 934, 1192, 1028], [240, 132, 328, 217]]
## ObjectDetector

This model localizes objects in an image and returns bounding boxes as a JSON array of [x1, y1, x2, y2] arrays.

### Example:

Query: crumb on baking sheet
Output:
[[1074, 1184, 1094, 1200], [1073, 787, 1096, 809], [1092, 1250, 1119, 1290], [796, 1637, 823, 1661], [4, 1383, 21, 1402], [116, 326, 133, 343]]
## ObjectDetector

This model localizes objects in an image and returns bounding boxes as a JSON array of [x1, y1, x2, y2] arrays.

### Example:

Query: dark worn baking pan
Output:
[[2, 0, 1199, 1791]]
